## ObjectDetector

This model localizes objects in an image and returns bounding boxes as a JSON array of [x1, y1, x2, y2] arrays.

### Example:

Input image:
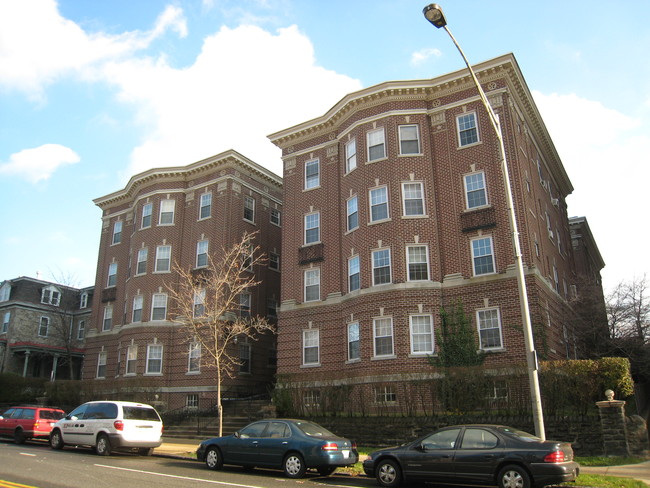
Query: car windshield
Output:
[[40, 410, 64, 420], [123, 406, 160, 421], [498, 426, 540, 442], [295, 421, 336, 437]]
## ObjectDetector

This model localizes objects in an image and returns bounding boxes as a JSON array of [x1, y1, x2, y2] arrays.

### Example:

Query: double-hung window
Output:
[[97, 351, 107, 378], [367, 128, 386, 161], [155, 245, 171, 272], [244, 196, 255, 222], [457, 112, 478, 146], [304, 268, 320, 302], [193, 289, 205, 318], [410, 314, 434, 354], [196, 240, 208, 268], [373, 317, 394, 357], [348, 255, 360, 292], [239, 341, 252, 373], [369, 186, 389, 222], [102, 305, 112, 331], [471, 237, 495, 275], [107, 262, 117, 287], [399, 124, 420, 154], [132, 295, 143, 322], [141, 203, 152, 228], [346, 196, 358, 231], [372, 248, 392, 285], [464, 172, 487, 209], [345, 139, 357, 172], [348, 321, 360, 361], [146, 344, 163, 374], [305, 159, 320, 189], [303, 329, 320, 365], [188, 342, 201, 373], [239, 292, 251, 317], [2, 312, 9, 333], [41, 286, 60, 305], [304, 212, 320, 245], [112, 221, 122, 244], [38, 316, 49, 337], [126, 345, 137, 375], [136, 248, 148, 275], [159, 199, 175, 225], [199, 192, 212, 219], [77, 319, 85, 339], [269, 252, 280, 271], [270, 208, 281, 226], [402, 182, 425, 216], [151, 293, 167, 321], [477, 308, 503, 350], [407, 245, 429, 281]]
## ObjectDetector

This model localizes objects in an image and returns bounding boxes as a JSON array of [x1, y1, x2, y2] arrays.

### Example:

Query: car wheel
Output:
[[13, 428, 26, 444], [205, 447, 223, 470], [376, 459, 402, 488], [50, 429, 64, 450], [317, 466, 336, 476], [138, 448, 154, 456], [95, 434, 112, 456], [283, 453, 306, 478], [498, 465, 531, 488]]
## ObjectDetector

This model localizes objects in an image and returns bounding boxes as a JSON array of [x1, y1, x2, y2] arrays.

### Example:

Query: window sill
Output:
[[457, 140, 482, 150], [371, 355, 397, 361], [365, 156, 388, 165], [300, 363, 321, 368], [368, 217, 391, 226], [401, 214, 428, 219]]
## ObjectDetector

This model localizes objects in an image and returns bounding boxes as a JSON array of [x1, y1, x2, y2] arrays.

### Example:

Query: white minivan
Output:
[[49, 401, 163, 456]]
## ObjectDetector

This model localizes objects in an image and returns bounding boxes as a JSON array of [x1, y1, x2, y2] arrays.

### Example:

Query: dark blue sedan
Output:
[[196, 419, 358, 478]]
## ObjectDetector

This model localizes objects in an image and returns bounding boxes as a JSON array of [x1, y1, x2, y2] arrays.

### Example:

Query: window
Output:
[[270, 208, 281, 226], [107, 262, 117, 287], [304, 268, 320, 302], [373, 317, 394, 357], [304, 390, 321, 408], [407, 245, 429, 281], [112, 221, 122, 244], [151, 294, 167, 320], [345, 139, 357, 172], [269, 252, 280, 271], [369, 186, 389, 222], [0, 283, 10, 302], [239, 342, 251, 373], [193, 289, 205, 318], [305, 159, 320, 189], [244, 196, 255, 222], [367, 128, 386, 161], [38, 316, 49, 337], [41, 286, 60, 306], [303, 329, 319, 365], [460, 429, 499, 449], [155, 245, 171, 272], [188, 342, 200, 373], [239, 292, 251, 317], [348, 321, 360, 361], [77, 320, 85, 339], [186, 394, 199, 408], [102, 306, 112, 331], [477, 308, 503, 350], [304, 212, 320, 244], [136, 248, 148, 275], [457, 112, 478, 146], [196, 240, 208, 268], [199, 192, 212, 219], [348, 255, 360, 292], [372, 248, 392, 285], [399, 124, 420, 154], [146, 344, 163, 374], [97, 351, 107, 378], [159, 199, 175, 225], [132, 295, 143, 322], [126, 345, 137, 375], [553, 265, 559, 292], [471, 237, 495, 275], [346, 196, 358, 231], [2, 312, 8, 333], [465, 172, 487, 209], [410, 314, 434, 354], [79, 292, 87, 309], [141, 203, 152, 228], [375, 386, 397, 404], [402, 182, 425, 216], [267, 298, 277, 318], [242, 241, 253, 271]]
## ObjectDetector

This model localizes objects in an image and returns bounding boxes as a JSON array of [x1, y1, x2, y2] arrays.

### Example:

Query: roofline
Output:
[[569, 216, 605, 269]]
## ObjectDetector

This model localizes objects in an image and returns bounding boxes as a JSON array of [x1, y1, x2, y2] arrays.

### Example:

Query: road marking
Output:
[[18, 453, 36, 457], [0, 481, 38, 488]]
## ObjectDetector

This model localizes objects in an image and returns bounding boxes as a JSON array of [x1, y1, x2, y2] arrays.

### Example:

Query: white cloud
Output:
[[411, 47, 442, 66], [0, 144, 80, 183]]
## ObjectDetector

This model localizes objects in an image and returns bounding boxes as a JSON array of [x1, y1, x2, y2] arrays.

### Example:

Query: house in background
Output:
[[268, 53, 607, 411], [83, 150, 282, 411], [0, 276, 90, 380]]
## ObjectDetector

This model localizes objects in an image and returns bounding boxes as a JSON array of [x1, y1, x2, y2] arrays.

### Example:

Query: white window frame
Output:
[[464, 171, 488, 209], [345, 138, 357, 172], [141, 203, 152, 229], [151, 293, 167, 321], [38, 316, 49, 337], [126, 344, 137, 375], [270, 208, 281, 226], [199, 192, 212, 220], [77, 319, 85, 339], [471, 236, 495, 276], [188, 342, 201, 373], [0, 283, 11, 302], [155, 245, 171, 272], [2, 311, 9, 333], [102, 305, 112, 331], [159, 199, 175, 225], [347, 321, 360, 361], [477, 307, 503, 350], [269, 252, 280, 271], [346, 195, 358, 231], [239, 292, 251, 317], [410, 314, 434, 355], [193, 289, 205, 318], [96, 351, 107, 378], [375, 385, 397, 404], [372, 248, 392, 286], [348, 255, 360, 292], [401, 181, 425, 217], [373, 317, 394, 358], [398, 124, 421, 155], [406, 244, 430, 281], [457, 112, 479, 147], [304, 211, 320, 245], [303, 329, 320, 365], [244, 196, 255, 223], [41, 285, 61, 306], [367, 127, 386, 162], [305, 159, 320, 189], [239, 341, 252, 374], [196, 239, 209, 268], [112, 221, 122, 245], [145, 344, 163, 374], [304, 268, 320, 302], [136, 248, 148, 275], [132, 295, 143, 322], [369, 185, 389, 222], [107, 262, 117, 287]]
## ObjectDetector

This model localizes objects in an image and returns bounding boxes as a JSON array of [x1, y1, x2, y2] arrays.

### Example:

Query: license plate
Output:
[[342, 450, 350, 458]]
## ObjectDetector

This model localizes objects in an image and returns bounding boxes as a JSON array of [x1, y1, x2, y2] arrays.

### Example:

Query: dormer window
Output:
[[41, 285, 61, 306]]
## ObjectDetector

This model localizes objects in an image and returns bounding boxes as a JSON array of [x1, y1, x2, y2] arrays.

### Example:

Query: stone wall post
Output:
[[596, 389, 630, 457]]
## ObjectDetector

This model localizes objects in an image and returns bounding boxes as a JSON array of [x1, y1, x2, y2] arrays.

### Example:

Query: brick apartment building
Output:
[[83, 150, 282, 411], [0, 276, 90, 380], [268, 53, 606, 410]]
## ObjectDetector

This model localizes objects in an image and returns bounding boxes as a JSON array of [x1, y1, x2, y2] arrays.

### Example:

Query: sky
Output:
[[1, 0, 648, 293]]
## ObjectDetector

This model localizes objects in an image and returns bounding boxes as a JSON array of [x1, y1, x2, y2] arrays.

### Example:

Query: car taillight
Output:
[[322, 442, 339, 451], [114, 420, 124, 431], [351, 441, 357, 450], [543, 450, 565, 463]]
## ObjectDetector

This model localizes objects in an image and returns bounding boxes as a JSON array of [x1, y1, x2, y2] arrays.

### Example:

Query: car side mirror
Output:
[[67, 415, 78, 421], [0, 416, 3, 420], [234, 431, 240, 439]]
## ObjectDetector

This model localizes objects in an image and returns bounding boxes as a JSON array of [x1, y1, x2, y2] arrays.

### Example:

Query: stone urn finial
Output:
[[605, 389, 615, 401]]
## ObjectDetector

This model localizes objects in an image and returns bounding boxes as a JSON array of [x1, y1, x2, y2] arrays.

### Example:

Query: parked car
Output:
[[196, 419, 358, 478], [49, 400, 163, 456], [363, 424, 580, 488], [0, 405, 65, 444]]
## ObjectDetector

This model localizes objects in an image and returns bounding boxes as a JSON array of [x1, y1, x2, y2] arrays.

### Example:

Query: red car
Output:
[[0, 406, 65, 444]]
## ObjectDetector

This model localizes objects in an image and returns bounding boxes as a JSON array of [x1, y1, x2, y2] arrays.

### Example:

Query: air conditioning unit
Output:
[[551, 198, 559, 207], [541, 180, 548, 191]]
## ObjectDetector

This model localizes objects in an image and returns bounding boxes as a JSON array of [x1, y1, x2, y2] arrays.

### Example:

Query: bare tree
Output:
[[607, 275, 650, 343], [166, 231, 274, 436]]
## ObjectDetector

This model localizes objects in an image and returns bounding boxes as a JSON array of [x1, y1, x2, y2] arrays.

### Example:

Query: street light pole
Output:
[[423, 3, 546, 440]]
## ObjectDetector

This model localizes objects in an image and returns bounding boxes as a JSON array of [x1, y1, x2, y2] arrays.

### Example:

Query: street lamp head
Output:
[[423, 4, 447, 28]]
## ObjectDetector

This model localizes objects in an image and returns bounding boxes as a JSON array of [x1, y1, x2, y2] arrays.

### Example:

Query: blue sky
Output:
[[1, 0, 648, 293]]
